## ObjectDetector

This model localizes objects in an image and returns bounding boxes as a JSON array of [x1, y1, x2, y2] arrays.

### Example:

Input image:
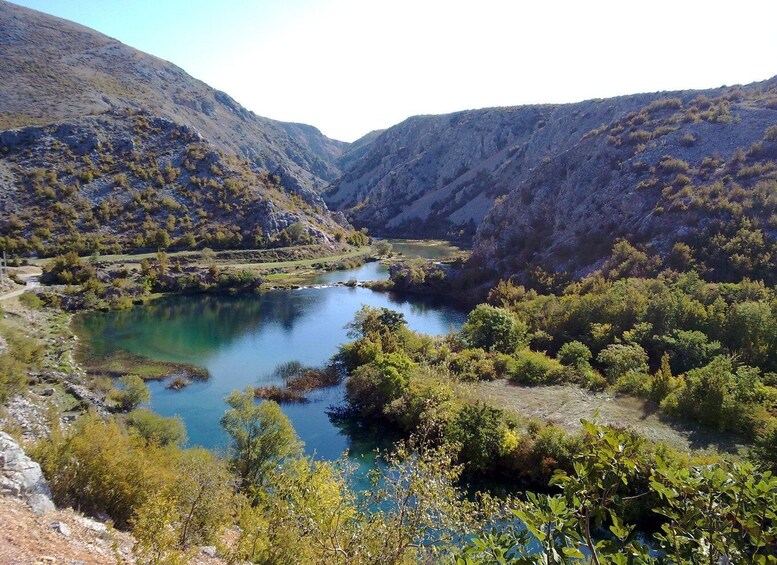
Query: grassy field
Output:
[[472, 379, 745, 454], [29, 244, 373, 268]]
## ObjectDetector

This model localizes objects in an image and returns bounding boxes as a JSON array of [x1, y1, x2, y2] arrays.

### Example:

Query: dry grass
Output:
[[472, 380, 745, 454]]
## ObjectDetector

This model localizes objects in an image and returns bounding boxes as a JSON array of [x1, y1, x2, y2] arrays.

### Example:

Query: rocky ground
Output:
[[0, 497, 227, 565]]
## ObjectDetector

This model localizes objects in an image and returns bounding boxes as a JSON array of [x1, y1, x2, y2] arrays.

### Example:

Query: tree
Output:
[[596, 343, 648, 383], [375, 240, 393, 256], [126, 409, 186, 447], [200, 247, 216, 267], [346, 305, 407, 341], [173, 449, 233, 547], [557, 341, 592, 369], [110, 374, 150, 412], [148, 229, 171, 250], [446, 402, 509, 474], [220, 390, 302, 491], [460, 304, 527, 354]]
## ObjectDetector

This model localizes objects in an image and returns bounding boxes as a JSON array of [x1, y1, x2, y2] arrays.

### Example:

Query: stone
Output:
[[0, 431, 55, 514], [200, 546, 217, 558], [50, 520, 71, 537], [28, 493, 56, 515]]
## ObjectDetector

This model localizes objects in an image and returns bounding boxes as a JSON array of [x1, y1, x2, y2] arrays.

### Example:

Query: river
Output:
[[73, 255, 467, 468]]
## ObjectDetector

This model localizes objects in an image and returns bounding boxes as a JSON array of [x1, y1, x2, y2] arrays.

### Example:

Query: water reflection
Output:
[[75, 285, 467, 462]]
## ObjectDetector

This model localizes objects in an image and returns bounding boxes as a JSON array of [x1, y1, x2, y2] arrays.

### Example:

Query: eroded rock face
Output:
[[327, 76, 777, 281], [325, 99, 663, 240], [0, 431, 55, 515]]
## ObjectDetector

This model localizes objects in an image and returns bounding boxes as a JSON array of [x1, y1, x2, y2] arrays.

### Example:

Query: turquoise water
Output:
[[74, 284, 466, 462]]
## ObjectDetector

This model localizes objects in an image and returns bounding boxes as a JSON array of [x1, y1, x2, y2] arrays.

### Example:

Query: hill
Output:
[[0, 1, 346, 195], [0, 109, 346, 255], [326, 78, 777, 281]]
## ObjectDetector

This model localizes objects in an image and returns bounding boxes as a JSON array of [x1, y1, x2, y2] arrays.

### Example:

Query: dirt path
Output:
[[472, 380, 745, 454], [0, 267, 42, 302]]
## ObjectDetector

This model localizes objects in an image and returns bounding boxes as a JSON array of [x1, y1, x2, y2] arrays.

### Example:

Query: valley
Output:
[[0, 1, 775, 563]]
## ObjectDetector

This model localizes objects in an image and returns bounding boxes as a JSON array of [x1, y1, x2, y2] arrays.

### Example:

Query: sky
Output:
[[8, 0, 777, 142]]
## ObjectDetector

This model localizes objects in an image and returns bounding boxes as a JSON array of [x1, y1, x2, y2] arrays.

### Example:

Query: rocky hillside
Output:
[[326, 78, 777, 281], [0, 1, 347, 194], [474, 79, 777, 280], [325, 96, 693, 240], [0, 109, 346, 256]]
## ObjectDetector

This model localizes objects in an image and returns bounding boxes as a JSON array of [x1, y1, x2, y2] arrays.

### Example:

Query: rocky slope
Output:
[[0, 109, 346, 255], [0, 1, 347, 194], [325, 99, 673, 239], [474, 79, 777, 279], [326, 78, 777, 280]]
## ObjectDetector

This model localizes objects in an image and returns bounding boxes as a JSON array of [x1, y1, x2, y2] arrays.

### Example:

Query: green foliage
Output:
[[345, 349, 416, 418], [556, 340, 592, 369], [447, 348, 497, 382], [126, 408, 187, 447], [461, 304, 527, 354], [509, 348, 566, 385], [109, 374, 150, 412], [220, 390, 302, 491], [17, 291, 44, 309], [460, 422, 777, 564], [346, 305, 407, 341], [346, 229, 370, 247], [41, 251, 96, 284], [0, 325, 43, 402], [596, 343, 649, 383], [657, 329, 721, 374], [447, 403, 510, 474], [31, 415, 172, 528], [172, 449, 233, 547], [374, 240, 393, 256], [662, 355, 771, 434], [131, 494, 190, 565]]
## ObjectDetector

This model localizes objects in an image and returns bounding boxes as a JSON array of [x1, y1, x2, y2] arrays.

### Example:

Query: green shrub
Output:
[[510, 349, 566, 385], [446, 402, 509, 474], [613, 371, 652, 397], [557, 341, 592, 368], [109, 374, 150, 412], [461, 304, 527, 354], [447, 348, 497, 381], [126, 408, 187, 447], [596, 343, 649, 383], [18, 292, 43, 309]]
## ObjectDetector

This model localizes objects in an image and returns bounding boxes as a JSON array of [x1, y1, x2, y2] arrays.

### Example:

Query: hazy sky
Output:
[[8, 0, 777, 141]]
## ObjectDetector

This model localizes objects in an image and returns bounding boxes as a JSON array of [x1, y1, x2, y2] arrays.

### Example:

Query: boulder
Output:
[[0, 431, 55, 514]]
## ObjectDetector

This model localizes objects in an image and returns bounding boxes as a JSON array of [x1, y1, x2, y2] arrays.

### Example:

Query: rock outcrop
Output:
[[0, 431, 55, 515]]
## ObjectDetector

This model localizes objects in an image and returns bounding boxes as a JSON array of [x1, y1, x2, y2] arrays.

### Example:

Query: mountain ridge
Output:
[[0, 0, 346, 195], [326, 77, 777, 281]]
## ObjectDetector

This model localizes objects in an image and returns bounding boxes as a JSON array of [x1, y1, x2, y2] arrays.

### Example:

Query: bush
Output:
[[109, 374, 150, 412], [31, 415, 172, 527], [596, 343, 649, 383], [613, 371, 652, 397], [126, 408, 187, 447], [447, 348, 497, 381], [446, 402, 509, 473], [0, 328, 43, 402], [18, 292, 43, 309], [461, 304, 527, 354], [510, 349, 566, 385], [557, 341, 592, 368]]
